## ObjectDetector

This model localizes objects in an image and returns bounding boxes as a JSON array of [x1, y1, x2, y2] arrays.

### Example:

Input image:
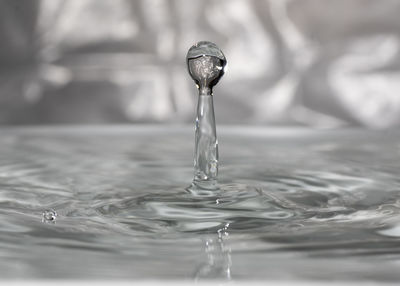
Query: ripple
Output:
[[2, 127, 400, 280], [93, 168, 392, 235]]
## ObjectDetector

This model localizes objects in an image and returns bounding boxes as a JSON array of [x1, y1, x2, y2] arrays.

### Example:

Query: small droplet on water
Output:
[[42, 209, 57, 223]]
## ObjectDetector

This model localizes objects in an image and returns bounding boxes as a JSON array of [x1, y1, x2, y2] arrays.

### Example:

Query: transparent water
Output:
[[192, 93, 219, 190], [187, 41, 226, 191], [1, 126, 400, 281]]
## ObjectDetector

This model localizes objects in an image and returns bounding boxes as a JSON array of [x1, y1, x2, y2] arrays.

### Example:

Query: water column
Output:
[[186, 41, 227, 190]]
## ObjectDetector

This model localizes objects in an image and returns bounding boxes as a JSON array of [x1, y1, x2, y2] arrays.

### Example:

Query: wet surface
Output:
[[0, 126, 400, 281]]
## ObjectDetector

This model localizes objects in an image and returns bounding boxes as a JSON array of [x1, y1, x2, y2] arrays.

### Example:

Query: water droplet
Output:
[[42, 209, 57, 223], [187, 41, 226, 95]]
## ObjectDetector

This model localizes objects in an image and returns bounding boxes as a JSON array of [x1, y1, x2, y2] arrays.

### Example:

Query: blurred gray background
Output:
[[1, 0, 400, 128]]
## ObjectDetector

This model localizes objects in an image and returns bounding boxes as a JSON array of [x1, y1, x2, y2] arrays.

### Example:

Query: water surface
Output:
[[1, 126, 400, 281]]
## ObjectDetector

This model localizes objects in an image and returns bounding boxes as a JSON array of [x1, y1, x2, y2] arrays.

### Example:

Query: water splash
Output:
[[186, 41, 227, 190]]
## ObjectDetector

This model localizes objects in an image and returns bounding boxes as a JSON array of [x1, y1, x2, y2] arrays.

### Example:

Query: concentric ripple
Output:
[[1, 126, 400, 281]]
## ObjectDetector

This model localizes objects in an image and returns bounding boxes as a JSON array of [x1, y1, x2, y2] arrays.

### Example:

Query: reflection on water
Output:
[[1, 126, 400, 281], [195, 223, 231, 281]]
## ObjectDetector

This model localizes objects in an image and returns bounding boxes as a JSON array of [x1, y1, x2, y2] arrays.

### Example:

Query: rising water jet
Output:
[[186, 41, 227, 191]]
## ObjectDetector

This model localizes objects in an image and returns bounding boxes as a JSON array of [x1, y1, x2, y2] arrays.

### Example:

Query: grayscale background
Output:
[[1, 0, 400, 128]]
